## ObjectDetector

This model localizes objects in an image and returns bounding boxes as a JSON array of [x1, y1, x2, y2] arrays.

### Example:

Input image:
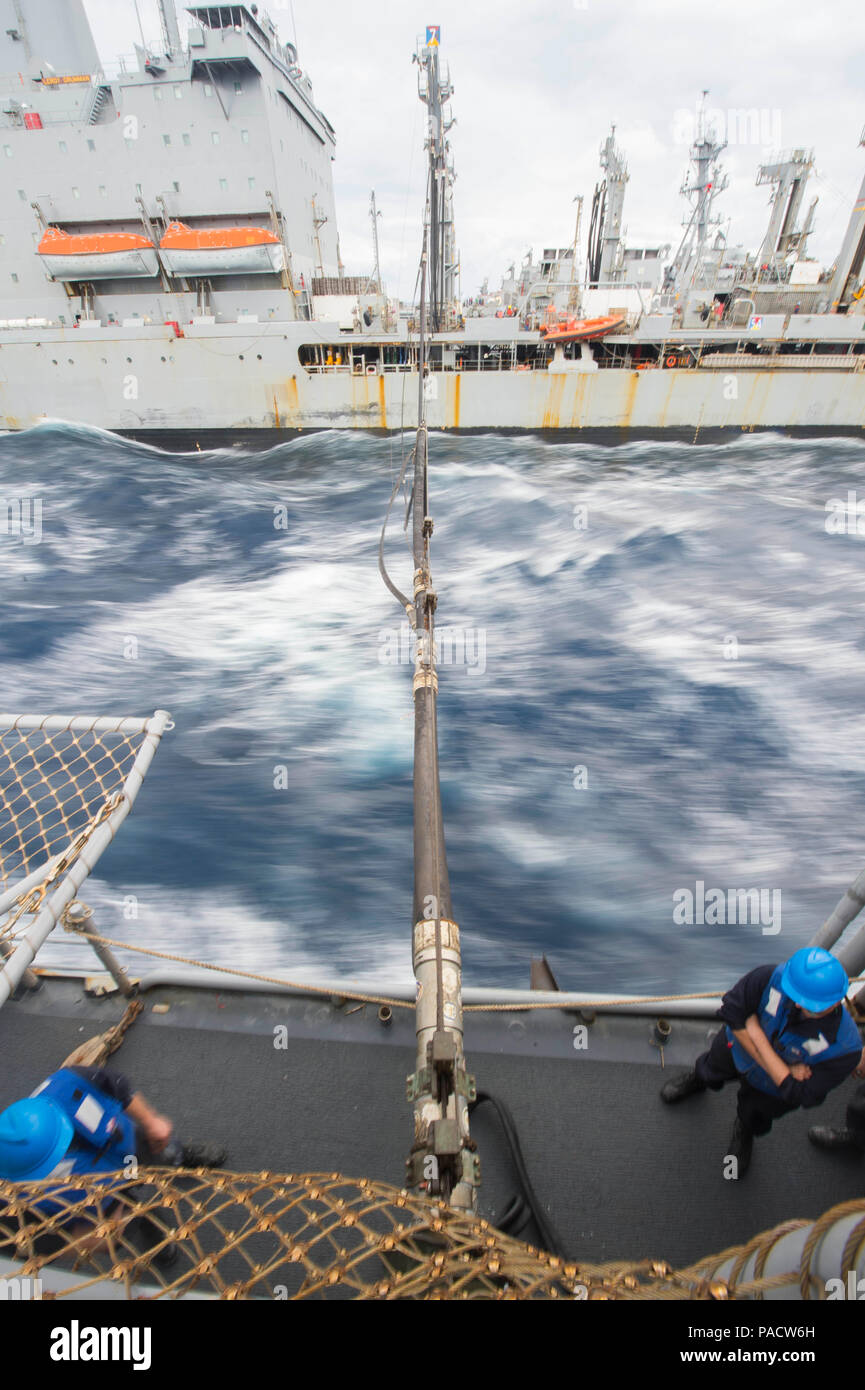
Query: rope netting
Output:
[[0, 725, 140, 888], [1, 1170, 863, 1300], [0, 714, 168, 986]]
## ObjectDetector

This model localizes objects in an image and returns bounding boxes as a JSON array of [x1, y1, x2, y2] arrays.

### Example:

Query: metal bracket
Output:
[[430, 1029, 456, 1070], [461, 1149, 481, 1185], [432, 1117, 460, 1156], [457, 1070, 477, 1102], [405, 1142, 480, 1190], [406, 1066, 476, 1103], [406, 1066, 431, 1101]]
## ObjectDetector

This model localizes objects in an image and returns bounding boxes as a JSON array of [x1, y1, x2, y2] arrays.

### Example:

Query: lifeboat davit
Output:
[[37, 227, 159, 279], [540, 313, 626, 343], [158, 222, 285, 276]]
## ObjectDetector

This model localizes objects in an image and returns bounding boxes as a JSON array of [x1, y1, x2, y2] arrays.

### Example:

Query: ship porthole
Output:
[[239, 354, 244, 360]]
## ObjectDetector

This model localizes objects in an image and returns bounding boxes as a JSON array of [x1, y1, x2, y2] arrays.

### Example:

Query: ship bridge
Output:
[[185, 3, 334, 143]]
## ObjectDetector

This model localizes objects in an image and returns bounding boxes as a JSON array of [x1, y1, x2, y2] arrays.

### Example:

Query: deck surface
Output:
[[1, 975, 862, 1271]]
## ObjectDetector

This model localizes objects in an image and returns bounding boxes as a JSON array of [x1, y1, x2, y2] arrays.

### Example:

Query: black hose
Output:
[[497, 1190, 531, 1237], [378, 442, 415, 611], [469, 1089, 565, 1257], [587, 181, 605, 287]]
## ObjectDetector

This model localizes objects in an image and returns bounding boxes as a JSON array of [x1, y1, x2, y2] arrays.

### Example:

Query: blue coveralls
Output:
[[695, 964, 862, 1136]]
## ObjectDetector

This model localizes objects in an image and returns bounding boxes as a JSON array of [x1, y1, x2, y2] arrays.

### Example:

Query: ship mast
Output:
[[667, 93, 728, 291], [568, 195, 583, 310], [599, 128, 627, 284], [826, 126, 865, 311], [369, 190, 383, 295], [754, 149, 815, 277], [416, 32, 457, 331], [157, 0, 182, 60], [311, 195, 326, 278], [586, 127, 628, 288]]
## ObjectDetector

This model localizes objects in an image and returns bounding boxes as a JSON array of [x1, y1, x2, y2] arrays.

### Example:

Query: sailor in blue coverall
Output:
[[0, 1066, 225, 1263], [660, 948, 863, 1176]]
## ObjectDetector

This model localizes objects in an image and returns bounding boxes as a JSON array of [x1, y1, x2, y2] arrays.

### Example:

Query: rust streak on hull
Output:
[[621, 371, 639, 430], [542, 374, 566, 430]]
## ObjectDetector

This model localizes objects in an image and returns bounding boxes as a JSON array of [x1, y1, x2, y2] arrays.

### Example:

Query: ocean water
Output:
[[0, 422, 864, 996]]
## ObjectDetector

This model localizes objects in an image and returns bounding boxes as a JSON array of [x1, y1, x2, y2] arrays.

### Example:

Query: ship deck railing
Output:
[[299, 345, 865, 376]]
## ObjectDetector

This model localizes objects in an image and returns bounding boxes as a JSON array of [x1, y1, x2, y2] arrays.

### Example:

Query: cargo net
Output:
[[0, 723, 146, 887], [0, 717, 156, 952], [2, 1170, 864, 1300]]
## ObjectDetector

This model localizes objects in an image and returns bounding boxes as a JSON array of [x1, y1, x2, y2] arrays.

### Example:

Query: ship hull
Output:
[[0, 324, 863, 439]]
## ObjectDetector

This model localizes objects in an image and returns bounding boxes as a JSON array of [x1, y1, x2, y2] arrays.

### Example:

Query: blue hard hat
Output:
[[781, 947, 849, 1013], [0, 1098, 74, 1181]]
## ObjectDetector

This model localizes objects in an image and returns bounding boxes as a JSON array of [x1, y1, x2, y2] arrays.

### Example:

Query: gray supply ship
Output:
[[0, 2, 864, 444]]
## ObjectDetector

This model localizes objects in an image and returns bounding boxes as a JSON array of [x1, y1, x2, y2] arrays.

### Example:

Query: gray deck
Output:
[[1, 974, 863, 1271]]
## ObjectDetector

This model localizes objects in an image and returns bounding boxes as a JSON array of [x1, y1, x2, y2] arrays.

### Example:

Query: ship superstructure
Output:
[[0, 13, 863, 441], [586, 126, 629, 288], [0, 0, 343, 329]]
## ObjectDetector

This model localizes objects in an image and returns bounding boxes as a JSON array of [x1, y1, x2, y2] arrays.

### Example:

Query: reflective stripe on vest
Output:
[[725, 965, 861, 1096]]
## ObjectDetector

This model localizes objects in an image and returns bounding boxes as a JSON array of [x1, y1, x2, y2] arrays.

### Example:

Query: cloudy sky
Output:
[[84, 0, 865, 300]]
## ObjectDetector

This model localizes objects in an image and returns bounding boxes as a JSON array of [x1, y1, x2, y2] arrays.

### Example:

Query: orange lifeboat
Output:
[[37, 227, 159, 279], [540, 313, 626, 343], [158, 221, 285, 276]]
